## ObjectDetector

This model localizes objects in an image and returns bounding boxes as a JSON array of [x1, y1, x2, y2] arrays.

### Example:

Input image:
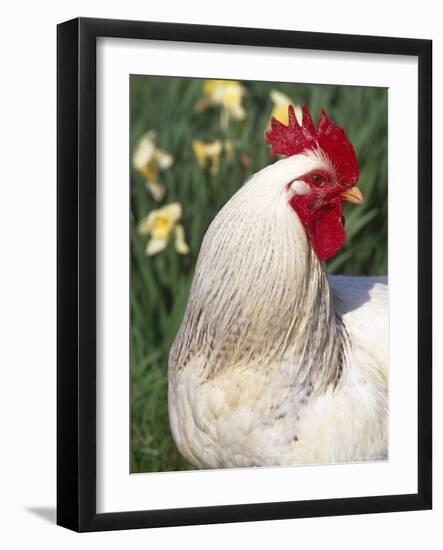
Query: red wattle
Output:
[[290, 196, 346, 261], [309, 205, 346, 261]]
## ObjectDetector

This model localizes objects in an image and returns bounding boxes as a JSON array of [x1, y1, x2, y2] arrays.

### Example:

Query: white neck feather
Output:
[[171, 154, 348, 392]]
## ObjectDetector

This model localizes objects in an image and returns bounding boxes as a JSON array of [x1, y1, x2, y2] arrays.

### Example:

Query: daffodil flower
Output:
[[200, 80, 246, 129], [268, 90, 303, 127], [192, 139, 223, 176], [137, 202, 189, 256], [132, 130, 174, 202]]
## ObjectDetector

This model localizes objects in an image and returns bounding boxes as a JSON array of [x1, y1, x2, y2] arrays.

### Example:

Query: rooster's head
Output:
[[266, 105, 362, 261]]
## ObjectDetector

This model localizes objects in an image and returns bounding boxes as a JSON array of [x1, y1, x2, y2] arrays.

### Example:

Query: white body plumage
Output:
[[168, 152, 388, 468]]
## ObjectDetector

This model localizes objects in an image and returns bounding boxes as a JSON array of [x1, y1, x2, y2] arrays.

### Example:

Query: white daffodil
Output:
[[201, 80, 246, 129], [132, 130, 174, 202], [268, 90, 303, 127], [137, 202, 189, 256]]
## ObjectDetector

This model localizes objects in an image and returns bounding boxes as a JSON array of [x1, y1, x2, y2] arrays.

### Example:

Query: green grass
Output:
[[130, 76, 388, 473]]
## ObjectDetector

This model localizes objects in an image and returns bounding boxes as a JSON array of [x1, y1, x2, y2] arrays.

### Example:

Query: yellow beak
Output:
[[341, 187, 364, 205]]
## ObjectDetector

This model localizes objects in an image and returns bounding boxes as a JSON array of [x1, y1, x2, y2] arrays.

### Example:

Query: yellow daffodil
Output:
[[201, 80, 246, 129], [132, 130, 174, 202], [268, 90, 303, 127], [192, 139, 223, 175], [137, 202, 189, 256]]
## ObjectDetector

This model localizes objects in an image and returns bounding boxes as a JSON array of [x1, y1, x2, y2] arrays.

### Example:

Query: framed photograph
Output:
[[57, 17, 432, 532]]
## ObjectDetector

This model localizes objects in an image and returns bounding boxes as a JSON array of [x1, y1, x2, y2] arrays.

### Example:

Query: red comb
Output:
[[266, 105, 359, 186]]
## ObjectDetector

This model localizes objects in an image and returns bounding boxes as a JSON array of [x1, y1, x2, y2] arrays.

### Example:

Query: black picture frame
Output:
[[57, 17, 432, 532]]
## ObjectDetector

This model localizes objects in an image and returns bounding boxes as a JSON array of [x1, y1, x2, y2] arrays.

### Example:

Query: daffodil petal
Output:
[[146, 237, 168, 256], [192, 141, 206, 167], [203, 80, 245, 105], [203, 79, 219, 98], [270, 89, 292, 107], [156, 150, 174, 170], [268, 90, 303, 127], [133, 133, 155, 171], [193, 140, 223, 172], [174, 224, 189, 255], [161, 202, 182, 224], [137, 211, 158, 235], [271, 104, 290, 125], [228, 104, 246, 120], [209, 141, 223, 156], [145, 181, 165, 202], [292, 104, 303, 125]]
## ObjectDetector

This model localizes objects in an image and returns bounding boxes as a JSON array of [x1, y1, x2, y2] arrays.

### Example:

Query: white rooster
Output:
[[168, 105, 387, 468]]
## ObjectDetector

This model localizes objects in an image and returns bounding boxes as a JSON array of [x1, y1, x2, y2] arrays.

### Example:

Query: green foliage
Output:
[[130, 76, 388, 473]]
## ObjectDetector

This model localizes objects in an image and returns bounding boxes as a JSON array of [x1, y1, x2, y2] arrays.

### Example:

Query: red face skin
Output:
[[289, 169, 350, 261]]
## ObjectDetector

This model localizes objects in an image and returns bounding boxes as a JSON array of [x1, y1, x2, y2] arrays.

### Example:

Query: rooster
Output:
[[168, 105, 387, 468]]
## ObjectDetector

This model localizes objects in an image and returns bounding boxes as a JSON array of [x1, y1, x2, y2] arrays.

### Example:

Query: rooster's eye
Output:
[[300, 170, 330, 189], [311, 174, 325, 187]]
